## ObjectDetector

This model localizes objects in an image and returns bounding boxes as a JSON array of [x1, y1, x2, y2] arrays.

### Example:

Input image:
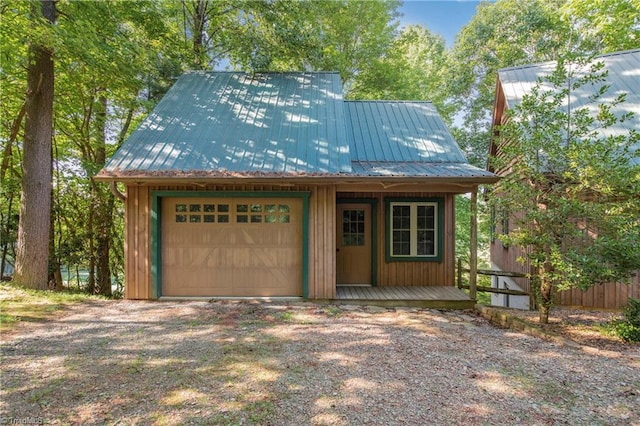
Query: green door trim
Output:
[[336, 198, 378, 286], [151, 190, 310, 299]]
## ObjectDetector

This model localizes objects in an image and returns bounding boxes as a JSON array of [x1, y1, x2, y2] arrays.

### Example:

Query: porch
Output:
[[334, 285, 475, 309]]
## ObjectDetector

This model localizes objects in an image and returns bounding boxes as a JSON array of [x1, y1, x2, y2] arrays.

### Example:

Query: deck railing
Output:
[[456, 258, 530, 297]]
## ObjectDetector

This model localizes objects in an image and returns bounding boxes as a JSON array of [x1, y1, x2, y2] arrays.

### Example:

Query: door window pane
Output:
[[342, 209, 365, 246]]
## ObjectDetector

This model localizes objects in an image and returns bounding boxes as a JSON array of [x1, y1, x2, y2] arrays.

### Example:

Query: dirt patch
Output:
[[1, 299, 639, 425], [492, 306, 637, 353]]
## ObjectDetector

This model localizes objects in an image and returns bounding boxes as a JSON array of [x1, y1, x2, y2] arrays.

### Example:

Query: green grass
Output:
[[0, 282, 105, 332]]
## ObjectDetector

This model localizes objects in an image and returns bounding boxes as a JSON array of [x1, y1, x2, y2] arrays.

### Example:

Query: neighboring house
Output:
[[97, 72, 497, 301], [488, 50, 640, 310]]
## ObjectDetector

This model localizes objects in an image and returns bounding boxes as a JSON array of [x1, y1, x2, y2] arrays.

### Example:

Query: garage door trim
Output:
[[151, 190, 310, 299]]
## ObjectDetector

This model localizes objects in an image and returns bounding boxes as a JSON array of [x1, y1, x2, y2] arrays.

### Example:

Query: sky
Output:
[[399, 1, 488, 47]]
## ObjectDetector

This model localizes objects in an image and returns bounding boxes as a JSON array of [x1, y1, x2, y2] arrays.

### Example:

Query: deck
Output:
[[334, 285, 475, 309]]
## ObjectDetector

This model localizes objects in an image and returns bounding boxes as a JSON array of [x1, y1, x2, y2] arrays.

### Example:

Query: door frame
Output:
[[151, 191, 310, 299], [336, 198, 377, 286]]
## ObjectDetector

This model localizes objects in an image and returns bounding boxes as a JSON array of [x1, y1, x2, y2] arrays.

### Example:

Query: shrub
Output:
[[612, 298, 640, 342]]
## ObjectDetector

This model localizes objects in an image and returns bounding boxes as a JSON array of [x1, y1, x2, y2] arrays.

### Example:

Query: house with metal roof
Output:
[[487, 49, 640, 310], [97, 71, 497, 305]]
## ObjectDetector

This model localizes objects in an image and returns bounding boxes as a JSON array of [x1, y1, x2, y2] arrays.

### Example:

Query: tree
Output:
[[448, 0, 572, 167], [489, 55, 640, 323], [50, 0, 184, 295], [348, 25, 449, 112], [562, 0, 640, 52], [308, 0, 400, 86], [448, 0, 640, 169], [12, 0, 56, 290]]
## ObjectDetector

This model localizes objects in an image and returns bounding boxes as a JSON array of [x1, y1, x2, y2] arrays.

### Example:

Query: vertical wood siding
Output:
[[491, 233, 640, 309], [124, 185, 151, 299], [123, 183, 337, 300], [338, 191, 455, 287], [489, 239, 532, 294], [308, 184, 336, 299], [557, 274, 640, 309]]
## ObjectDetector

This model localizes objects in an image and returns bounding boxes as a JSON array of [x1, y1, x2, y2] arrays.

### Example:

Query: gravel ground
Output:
[[1, 299, 639, 425]]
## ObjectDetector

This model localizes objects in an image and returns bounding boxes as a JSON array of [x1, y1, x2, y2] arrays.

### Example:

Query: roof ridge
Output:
[[183, 70, 341, 75], [345, 100, 434, 104], [498, 49, 640, 73]]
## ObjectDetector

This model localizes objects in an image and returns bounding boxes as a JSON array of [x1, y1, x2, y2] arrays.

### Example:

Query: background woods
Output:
[[1, 0, 638, 295]]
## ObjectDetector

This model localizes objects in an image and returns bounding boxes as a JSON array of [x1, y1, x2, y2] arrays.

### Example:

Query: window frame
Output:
[[385, 198, 444, 262]]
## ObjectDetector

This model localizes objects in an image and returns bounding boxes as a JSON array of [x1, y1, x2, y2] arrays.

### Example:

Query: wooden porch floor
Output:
[[334, 286, 475, 309]]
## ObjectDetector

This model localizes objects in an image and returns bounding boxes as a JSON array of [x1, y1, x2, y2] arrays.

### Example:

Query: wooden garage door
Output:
[[161, 197, 302, 297]]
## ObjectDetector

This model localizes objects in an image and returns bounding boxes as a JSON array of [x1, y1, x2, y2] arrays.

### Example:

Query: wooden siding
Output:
[[491, 231, 640, 310], [123, 183, 460, 300], [123, 183, 336, 300], [490, 76, 640, 310], [338, 191, 456, 287], [124, 185, 152, 299], [308, 184, 336, 299], [557, 273, 640, 309], [489, 231, 532, 295]]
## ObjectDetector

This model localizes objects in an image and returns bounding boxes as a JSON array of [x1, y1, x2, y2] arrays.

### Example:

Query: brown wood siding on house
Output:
[[489, 237, 532, 294], [308, 184, 337, 299], [338, 191, 456, 287], [557, 274, 640, 309], [123, 183, 337, 300], [124, 185, 152, 299], [491, 233, 640, 309]]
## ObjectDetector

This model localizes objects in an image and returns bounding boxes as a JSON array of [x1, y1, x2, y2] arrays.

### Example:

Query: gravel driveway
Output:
[[1, 299, 639, 425]]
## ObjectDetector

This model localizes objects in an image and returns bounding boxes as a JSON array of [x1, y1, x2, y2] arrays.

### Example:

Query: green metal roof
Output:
[[103, 72, 351, 176], [344, 101, 495, 179], [346, 101, 467, 163], [498, 49, 640, 165], [100, 72, 497, 182]]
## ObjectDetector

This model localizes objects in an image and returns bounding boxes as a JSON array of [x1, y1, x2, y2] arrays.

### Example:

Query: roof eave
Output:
[[94, 173, 500, 185]]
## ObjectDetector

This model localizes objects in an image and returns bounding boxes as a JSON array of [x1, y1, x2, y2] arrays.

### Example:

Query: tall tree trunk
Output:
[[13, 0, 55, 290], [87, 194, 96, 294], [0, 192, 14, 280], [190, 0, 208, 69], [95, 189, 114, 296], [94, 95, 112, 296]]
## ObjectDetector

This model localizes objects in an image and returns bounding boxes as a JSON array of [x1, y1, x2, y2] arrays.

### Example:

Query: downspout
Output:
[[110, 181, 126, 202]]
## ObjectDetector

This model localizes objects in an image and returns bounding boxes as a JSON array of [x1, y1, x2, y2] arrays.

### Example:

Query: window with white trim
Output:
[[387, 200, 441, 260]]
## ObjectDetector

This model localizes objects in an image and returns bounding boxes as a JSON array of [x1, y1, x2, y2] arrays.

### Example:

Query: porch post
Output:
[[469, 187, 478, 301]]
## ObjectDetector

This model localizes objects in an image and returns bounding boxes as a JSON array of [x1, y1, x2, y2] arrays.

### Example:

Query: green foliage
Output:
[[610, 298, 640, 342], [0, 281, 106, 332], [562, 0, 640, 52], [447, 0, 638, 168], [448, 0, 572, 166], [455, 195, 492, 268], [489, 54, 640, 322], [3, 0, 637, 297], [348, 25, 451, 116]]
